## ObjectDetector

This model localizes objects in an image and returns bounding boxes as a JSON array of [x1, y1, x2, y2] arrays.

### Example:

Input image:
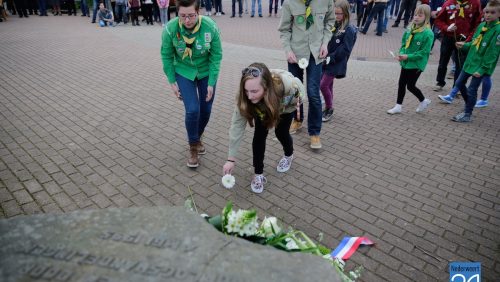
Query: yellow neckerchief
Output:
[[254, 103, 266, 120], [303, 0, 313, 30], [405, 24, 427, 49], [472, 21, 500, 50], [456, 0, 469, 18], [178, 15, 203, 60]]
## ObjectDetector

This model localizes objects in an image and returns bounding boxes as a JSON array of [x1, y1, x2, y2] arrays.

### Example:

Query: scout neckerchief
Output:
[[456, 0, 469, 18], [405, 24, 426, 49], [303, 0, 313, 30], [178, 15, 203, 60], [471, 21, 500, 50]]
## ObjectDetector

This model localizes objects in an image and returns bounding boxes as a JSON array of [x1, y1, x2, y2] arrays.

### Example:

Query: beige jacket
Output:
[[278, 0, 335, 64]]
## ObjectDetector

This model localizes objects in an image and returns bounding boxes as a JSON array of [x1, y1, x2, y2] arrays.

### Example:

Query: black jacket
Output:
[[323, 24, 357, 79]]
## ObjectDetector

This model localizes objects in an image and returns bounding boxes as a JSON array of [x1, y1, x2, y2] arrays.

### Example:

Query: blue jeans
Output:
[[115, 3, 127, 23], [205, 0, 212, 12], [454, 71, 484, 114], [449, 75, 492, 101], [362, 2, 386, 35], [383, 2, 392, 30], [251, 0, 261, 16], [175, 74, 216, 144], [288, 54, 323, 136], [92, 0, 98, 22], [80, 0, 88, 16], [390, 0, 400, 16]]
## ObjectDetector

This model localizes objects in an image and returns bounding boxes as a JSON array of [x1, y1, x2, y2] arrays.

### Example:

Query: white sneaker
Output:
[[277, 155, 293, 173], [251, 174, 267, 193], [416, 99, 431, 113], [387, 104, 402, 114]]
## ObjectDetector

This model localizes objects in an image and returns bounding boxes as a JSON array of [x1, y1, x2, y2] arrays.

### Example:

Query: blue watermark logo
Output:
[[449, 262, 481, 282]]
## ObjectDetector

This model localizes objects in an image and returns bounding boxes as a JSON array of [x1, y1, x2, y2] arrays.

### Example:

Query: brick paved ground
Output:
[[1, 4, 499, 281]]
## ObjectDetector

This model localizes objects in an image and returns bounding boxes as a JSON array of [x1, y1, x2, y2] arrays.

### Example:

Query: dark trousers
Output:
[[38, 0, 47, 15], [143, 3, 153, 24], [14, 0, 28, 17], [131, 7, 139, 23], [115, 3, 127, 23], [231, 0, 242, 16], [214, 0, 222, 12], [66, 0, 76, 15], [436, 35, 467, 87], [394, 0, 415, 26], [396, 68, 425, 104], [253, 112, 294, 174], [362, 2, 386, 35], [269, 0, 278, 14]]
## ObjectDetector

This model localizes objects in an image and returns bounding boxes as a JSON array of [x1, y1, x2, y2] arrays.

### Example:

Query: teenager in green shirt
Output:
[[452, 0, 500, 122], [160, 0, 222, 168], [387, 4, 434, 115]]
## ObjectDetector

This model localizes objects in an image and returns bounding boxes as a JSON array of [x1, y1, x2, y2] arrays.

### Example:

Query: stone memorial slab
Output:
[[0, 206, 341, 282]]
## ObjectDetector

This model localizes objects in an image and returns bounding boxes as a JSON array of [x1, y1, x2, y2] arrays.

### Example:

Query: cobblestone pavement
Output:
[[1, 4, 499, 281]]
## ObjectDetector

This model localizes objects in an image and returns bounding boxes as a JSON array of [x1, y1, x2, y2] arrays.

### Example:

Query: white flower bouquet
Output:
[[202, 202, 363, 281]]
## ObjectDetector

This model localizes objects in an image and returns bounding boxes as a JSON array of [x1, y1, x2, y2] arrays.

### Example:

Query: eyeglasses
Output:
[[179, 13, 198, 20], [241, 67, 262, 77]]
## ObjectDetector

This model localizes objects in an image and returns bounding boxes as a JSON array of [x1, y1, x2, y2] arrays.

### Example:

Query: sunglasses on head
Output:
[[241, 67, 262, 77]]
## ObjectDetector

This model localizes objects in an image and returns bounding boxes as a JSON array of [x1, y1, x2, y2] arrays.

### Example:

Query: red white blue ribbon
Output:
[[331, 237, 374, 260]]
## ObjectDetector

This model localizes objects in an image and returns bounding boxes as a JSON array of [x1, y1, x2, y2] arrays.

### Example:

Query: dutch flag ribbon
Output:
[[331, 237, 374, 260]]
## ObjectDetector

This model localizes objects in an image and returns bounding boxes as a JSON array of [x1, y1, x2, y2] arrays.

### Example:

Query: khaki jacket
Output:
[[278, 0, 335, 64]]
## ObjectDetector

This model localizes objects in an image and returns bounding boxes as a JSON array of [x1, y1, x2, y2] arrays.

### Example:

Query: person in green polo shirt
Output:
[[161, 0, 222, 168], [451, 0, 500, 122], [387, 4, 434, 115]]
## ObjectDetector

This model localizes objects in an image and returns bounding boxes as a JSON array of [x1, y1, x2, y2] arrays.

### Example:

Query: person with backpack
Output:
[[222, 63, 305, 193]]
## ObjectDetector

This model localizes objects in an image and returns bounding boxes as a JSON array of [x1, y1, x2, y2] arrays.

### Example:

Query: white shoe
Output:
[[251, 174, 267, 193], [387, 105, 402, 114], [277, 155, 293, 173], [416, 99, 431, 113]]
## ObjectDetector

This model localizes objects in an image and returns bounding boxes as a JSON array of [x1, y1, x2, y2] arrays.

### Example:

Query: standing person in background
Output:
[[38, 0, 48, 16], [355, 0, 366, 28], [392, 0, 416, 28], [129, 0, 140, 25], [387, 4, 434, 115], [158, 0, 169, 26], [161, 0, 222, 168], [14, 0, 29, 17], [213, 0, 222, 15], [204, 0, 211, 15], [143, 0, 154, 24], [91, 0, 99, 22], [320, 0, 357, 122], [278, 0, 335, 149], [230, 0, 242, 17], [80, 0, 90, 16], [269, 0, 278, 16], [390, 0, 400, 18], [115, 0, 128, 24], [222, 63, 305, 193], [250, 0, 262, 17], [66, 0, 77, 15], [360, 0, 388, 36]]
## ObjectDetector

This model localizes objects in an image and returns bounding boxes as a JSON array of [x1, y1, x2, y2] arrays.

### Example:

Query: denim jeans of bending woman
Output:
[[288, 54, 323, 136], [175, 74, 216, 144]]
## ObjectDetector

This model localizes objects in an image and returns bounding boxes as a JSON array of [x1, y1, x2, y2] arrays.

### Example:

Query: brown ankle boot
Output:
[[187, 142, 200, 168], [198, 140, 206, 155]]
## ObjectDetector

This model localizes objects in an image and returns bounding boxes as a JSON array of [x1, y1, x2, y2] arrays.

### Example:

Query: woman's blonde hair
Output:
[[334, 0, 351, 32], [413, 4, 431, 28], [237, 63, 284, 129]]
